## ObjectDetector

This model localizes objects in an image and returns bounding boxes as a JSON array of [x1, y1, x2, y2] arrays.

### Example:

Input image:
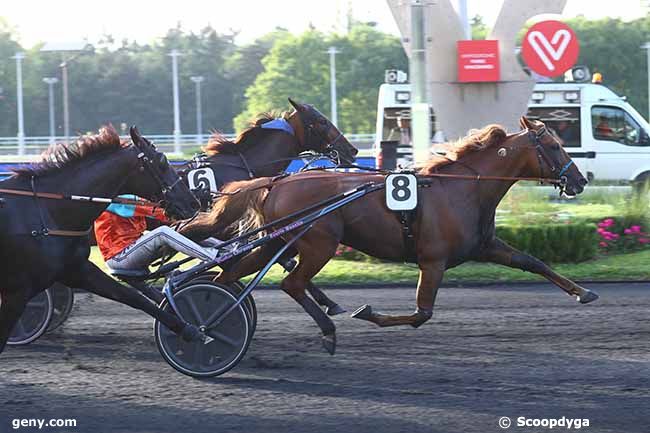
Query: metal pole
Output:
[[458, 0, 471, 40], [644, 42, 650, 122], [327, 47, 339, 125], [410, 0, 431, 164], [169, 50, 182, 153], [13, 52, 25, 155], [61, 61, 70, 142], [43, 77, 58, 144], [190, 76, 204, 146]]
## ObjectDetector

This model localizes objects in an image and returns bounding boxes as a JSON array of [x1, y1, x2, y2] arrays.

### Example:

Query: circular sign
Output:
[[522, 20, 579, 78]]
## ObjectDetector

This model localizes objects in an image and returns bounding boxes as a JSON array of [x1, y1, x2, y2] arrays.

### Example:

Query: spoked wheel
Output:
[[188, 273, 257, 338], [8, 289, 54, 346], [154, 282, 251, 378], [47, 283, 75, 332], [231, 281, 257, 337]]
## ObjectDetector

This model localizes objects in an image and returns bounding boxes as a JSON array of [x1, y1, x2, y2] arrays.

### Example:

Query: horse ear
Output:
[[288, 97, 303, 112], [519, 116, 531, 130], [129, 126, 142, 147]]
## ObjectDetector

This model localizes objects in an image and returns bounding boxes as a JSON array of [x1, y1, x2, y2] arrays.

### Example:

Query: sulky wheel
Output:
[[8, 289, 54, 346], [188, 274, 257, 338], [154, 282, 251, 378], [47, 283, 75, 332], [230, 280, 257, 337]]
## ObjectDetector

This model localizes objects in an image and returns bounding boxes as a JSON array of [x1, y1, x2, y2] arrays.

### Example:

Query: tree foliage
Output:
[[0, 14, 648, 139]]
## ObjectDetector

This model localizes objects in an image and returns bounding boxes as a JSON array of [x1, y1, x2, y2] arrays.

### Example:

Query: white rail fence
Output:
[[0, 133, 376, 157]]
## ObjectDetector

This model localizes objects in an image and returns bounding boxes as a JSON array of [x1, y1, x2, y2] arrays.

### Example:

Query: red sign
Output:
[[457, 40, 500, 82], [522, 20, 579, 78]]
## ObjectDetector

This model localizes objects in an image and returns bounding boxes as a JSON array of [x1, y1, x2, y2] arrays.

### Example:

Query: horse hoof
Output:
[[578, 290, 599, 304], [322, 333, 336, 355], [326, 304, 347, 316], [351, 304, 373, 321]]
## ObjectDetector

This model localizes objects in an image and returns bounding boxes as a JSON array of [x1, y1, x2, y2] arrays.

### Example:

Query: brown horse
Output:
[[181, 117, 595, 354]]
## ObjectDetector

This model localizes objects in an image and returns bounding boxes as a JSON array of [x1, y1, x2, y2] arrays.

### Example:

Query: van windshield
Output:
[[380, 107, 435, 143], [527, 107, 581, 147]]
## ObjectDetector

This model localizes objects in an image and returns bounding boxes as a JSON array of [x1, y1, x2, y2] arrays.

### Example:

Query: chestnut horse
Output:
[[181, 117, 596, 354]]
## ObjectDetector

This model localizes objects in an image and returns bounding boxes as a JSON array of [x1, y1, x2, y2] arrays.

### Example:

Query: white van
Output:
[[375, 77, 650, 183]]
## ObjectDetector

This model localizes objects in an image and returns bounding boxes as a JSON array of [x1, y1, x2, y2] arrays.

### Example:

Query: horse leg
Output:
[[306, 282, 346, 316], [352, 260, 445, 328], [479, 237, 599, 303], [281, 236, 340, 355], [63, 261, 204, 341], [0, 288, 29, 353]]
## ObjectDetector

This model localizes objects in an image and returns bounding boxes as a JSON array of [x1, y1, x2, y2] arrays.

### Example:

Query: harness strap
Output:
[[238, 152, 255, 179], [397, 210, 418, 263]]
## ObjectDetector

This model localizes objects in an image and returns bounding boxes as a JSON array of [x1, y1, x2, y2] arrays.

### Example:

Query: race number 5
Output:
[[187, 168, 218, 192], [385, 173, 417, 211]]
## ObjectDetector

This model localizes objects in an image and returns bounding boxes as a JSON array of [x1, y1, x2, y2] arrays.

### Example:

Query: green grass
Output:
[[90, 247, 650, 286]]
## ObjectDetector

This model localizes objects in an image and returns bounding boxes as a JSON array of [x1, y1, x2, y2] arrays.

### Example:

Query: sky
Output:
[[1, 0, 648, 48]]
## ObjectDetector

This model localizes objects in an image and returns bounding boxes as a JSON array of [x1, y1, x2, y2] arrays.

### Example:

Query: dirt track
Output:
[[1, 282, 650, 433]]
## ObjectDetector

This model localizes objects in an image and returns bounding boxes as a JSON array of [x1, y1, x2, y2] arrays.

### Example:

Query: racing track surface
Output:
[[1, 282, 649, 433]]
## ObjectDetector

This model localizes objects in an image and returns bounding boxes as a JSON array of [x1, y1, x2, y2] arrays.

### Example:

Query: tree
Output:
[[235, 24, 406, 133]]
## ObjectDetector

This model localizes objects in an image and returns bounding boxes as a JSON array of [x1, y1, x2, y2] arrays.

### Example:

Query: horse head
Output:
[[517, 116, 587, 196], [288, 98, 358, 165], [127, 126, 200, 219]]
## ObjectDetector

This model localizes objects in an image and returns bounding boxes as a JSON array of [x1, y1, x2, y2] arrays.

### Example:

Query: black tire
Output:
[[154, 282, 251, 378], [47, 283, 75, 332], [8, 289, 54, 346], [187, 274, 257, 338], [231, 281, 257, 337]]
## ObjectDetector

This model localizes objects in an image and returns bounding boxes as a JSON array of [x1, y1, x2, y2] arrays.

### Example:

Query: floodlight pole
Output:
[[60, 60, 71, 141], [190, 76, 204, 146], [327, 46, 340, 125], [43, 77, 59, 144], [458, 0, 471, 40], [169, 50, 182, 153], [641, 42, 650, 122], [13, 52, 26, 155], [410, 0, 431, 164]]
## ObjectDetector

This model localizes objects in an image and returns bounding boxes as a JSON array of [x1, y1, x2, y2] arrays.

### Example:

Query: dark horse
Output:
[[0, 126, 201, 353], [181, 117, 596, 354], [180, 98, 358, 315], [179, 98, 358, 192]]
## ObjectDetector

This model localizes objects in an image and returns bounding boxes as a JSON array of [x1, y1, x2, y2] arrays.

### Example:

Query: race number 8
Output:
[[187, 168, 218, 192], [385, 173, 417, 211]]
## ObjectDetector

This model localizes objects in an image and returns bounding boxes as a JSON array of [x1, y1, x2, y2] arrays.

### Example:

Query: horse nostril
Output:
[[579, 178, 588, 187]]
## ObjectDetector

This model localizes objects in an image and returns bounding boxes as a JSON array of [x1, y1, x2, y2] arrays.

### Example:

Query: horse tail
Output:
[[179, 177, 272, 241]]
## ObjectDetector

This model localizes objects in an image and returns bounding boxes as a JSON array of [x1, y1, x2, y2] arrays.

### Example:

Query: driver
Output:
[[95, 195, 221, 274]]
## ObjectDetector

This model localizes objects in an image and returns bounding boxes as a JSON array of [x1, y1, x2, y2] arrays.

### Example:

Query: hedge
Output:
[[496, 222, 598, 263]]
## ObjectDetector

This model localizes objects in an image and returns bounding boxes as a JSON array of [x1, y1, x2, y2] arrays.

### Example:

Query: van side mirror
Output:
[[641, 130, 650, 146]]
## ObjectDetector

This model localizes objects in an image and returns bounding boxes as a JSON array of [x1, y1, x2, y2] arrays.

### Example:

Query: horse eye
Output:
[[319, 119, 328, 125], [551, 143, 560, 151]]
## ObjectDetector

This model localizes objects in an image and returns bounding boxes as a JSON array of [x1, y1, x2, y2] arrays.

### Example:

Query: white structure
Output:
[[190, 76, 204, 145], [12, 52, 25, 155], [43, 77, 59, 144], [169, 50, 183, 153]]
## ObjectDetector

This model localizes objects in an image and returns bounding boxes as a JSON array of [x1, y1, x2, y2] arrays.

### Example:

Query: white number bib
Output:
[[385, 173, 417, 211], [187, 168, 218, 192]]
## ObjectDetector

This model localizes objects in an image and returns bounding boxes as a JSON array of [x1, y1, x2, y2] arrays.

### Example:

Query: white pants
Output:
[[106, 226, 220, 272]]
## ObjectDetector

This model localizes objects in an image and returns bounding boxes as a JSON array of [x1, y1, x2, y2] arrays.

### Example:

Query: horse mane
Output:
[[203, 111, 289, 156], [13, 125, 127, 178], [418, 124, 507, 174]]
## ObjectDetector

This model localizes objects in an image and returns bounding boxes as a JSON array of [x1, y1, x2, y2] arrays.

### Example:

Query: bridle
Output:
[[297, 107, 349, 165], [528, 126, 572, 192]]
